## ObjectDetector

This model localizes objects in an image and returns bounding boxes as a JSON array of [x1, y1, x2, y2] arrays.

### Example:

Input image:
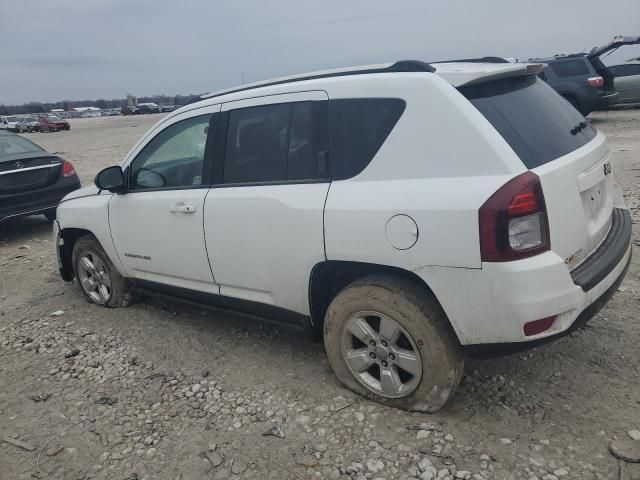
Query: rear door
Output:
[[204, 91, 330, 315], [109, 105, 220, 293], [461, 75, 615, 270]]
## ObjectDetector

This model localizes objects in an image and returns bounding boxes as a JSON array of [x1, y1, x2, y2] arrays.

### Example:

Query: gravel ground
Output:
[[0, 111, 639, 480]]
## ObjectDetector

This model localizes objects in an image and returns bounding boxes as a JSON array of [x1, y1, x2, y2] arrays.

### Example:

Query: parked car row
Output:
[[121, 103, 180, 115], [0, 114, 71, 133]]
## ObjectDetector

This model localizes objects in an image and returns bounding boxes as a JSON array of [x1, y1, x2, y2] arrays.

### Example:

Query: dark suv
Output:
[[531, 35, 640, 115], [531, 54, 617, 115]]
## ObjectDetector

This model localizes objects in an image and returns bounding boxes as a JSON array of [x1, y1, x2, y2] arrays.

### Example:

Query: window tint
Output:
[[329, 98, 406, 180], [461, 75, 596, 168], [223, 101, 329, 184], [549, 59, 590, 77], [224, 104, 289, 183], [130, 114, 212, 190], [288, 102, 329, 180]]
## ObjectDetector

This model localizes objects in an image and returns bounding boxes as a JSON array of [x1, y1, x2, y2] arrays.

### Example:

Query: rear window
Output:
[[0, 134, 43, 157], [329, 99, 405, 180], [549, 59, 590, 77], [461, 75, 596, 168]]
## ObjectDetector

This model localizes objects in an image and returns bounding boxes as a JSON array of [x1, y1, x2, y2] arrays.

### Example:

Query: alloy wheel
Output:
[[77, 252, 112, 305], [340, 311, 422, 398]]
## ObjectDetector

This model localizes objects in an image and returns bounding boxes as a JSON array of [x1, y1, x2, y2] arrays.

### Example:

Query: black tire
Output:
[[43, 210, 56, 222], [323, 275, 464, 412], [72, 235, 133, 308]]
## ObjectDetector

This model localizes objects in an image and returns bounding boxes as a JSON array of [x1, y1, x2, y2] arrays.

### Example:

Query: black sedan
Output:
[[0, 130, 80, 223]]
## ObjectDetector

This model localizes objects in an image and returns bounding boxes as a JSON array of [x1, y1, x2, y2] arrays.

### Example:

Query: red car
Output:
[[38, 115, 71, 132]]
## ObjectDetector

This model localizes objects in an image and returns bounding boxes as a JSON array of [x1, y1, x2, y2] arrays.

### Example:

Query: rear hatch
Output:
[[589, 35, 640, 93], [459, 73, 614, 270]]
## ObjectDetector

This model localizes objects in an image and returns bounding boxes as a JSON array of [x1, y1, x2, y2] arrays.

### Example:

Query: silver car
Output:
[[609, 60, 640, 106], [16, 115, 40, 133]]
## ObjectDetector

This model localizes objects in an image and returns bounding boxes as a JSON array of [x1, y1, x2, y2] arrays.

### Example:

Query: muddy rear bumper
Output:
[[466, 247, 631, 357], [570, 208, 632, 291]]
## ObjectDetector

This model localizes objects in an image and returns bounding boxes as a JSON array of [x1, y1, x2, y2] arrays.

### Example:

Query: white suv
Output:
[[54, 60, 632, 412]]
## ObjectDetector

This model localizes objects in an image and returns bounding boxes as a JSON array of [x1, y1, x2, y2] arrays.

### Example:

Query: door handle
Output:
[[169, 203, 196, 214]]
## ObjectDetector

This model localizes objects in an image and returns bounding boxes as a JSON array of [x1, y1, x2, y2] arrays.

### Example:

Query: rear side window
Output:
[[223, 101, 329, 183], [329, 99, 406, 180], [549, 59, 590, 77], [461, 75, 596, 168]]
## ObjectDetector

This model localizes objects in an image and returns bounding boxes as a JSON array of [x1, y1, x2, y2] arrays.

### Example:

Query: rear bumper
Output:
[[414, 208, 633, 347], [586, 90, 619, 111], [0, 178, 81, 223]]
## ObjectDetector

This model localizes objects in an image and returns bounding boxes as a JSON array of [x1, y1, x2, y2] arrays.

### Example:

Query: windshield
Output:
[[6, 116, 19, 122], [0, 134, 44, 157], [460, 75, 596, 168]]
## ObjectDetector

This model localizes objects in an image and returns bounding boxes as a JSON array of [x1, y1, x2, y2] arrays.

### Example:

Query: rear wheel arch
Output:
[[308, 260, 460, 343]]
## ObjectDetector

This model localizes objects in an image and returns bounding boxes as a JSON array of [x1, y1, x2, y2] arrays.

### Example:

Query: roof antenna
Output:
[[241, 71, 245, 86]]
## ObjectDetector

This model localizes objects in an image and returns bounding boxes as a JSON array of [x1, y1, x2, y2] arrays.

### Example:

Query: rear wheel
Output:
[[72, 235, 133, 307], [323, 275, 464, 412]]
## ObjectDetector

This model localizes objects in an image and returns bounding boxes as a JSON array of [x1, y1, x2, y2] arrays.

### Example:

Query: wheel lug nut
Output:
[[389, 353, 395, 360], [369, 352, 376, 359], [381, 361, 388, 367], [381, 340, 387, 347], [369, 340, 376, 347]]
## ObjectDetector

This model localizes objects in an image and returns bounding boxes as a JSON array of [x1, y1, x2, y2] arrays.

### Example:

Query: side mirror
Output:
[[95, 166, 126, 193]]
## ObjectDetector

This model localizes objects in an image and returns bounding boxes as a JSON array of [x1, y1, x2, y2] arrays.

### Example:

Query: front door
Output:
[[109, 106, 220, 294]]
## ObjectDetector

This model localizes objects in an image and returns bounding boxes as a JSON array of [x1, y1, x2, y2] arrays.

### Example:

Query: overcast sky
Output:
[[1, 0, 639, 105]]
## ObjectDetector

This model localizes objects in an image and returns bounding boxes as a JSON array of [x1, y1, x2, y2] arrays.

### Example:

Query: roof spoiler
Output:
[[187, 60, 435, 105]]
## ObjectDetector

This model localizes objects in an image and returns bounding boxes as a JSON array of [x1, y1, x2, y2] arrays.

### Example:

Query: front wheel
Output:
[[323, 275, 464, 412], [72, 235, 133, 307]]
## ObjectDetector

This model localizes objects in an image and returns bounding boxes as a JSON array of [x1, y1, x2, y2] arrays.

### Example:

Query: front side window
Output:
[[223, 101, 329, 184], [130, 114, 212, 190]]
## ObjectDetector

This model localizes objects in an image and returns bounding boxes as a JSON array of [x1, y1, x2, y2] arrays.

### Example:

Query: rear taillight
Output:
[[479, 171, 550, 262], [62, 159, 76, 178], [587, 76, 604, 88]]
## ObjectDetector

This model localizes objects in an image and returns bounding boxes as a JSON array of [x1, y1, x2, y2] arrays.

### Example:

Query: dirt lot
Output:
[[1, 111, 639, 480]]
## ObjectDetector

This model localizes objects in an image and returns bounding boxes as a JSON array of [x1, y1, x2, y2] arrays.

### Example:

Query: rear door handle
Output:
[[169, 203, 196, 214]]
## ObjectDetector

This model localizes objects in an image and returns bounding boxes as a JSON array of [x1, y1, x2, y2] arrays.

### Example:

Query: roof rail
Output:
[[431, 56, 510, 64], [187, 60, 435, 105]]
